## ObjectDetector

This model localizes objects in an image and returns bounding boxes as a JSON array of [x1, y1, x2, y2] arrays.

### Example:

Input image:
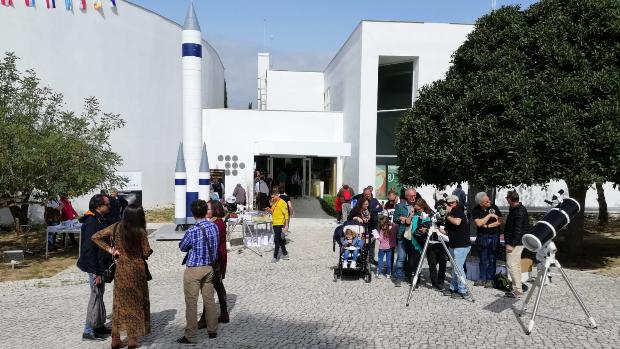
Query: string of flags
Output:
[[0, 0, 115, 8]]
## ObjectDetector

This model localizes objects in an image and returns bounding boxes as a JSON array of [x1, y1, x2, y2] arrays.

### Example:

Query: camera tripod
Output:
[[406, 221, 474, 306], [519, 242, 597, 334]]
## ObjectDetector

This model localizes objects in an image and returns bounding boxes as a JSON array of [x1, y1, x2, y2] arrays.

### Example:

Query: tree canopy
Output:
[[396, 0, 620, 253], [0, 52, 126, 218]]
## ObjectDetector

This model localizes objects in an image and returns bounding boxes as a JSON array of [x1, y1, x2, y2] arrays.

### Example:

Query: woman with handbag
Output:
[[198, 199, 229, 326], [92, 204, 153, 349]]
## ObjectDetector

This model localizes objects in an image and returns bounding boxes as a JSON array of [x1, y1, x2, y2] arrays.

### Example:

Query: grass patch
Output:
[[318, 195, 337, 218], [0, 229, 79, 282], [145, 206, 174, 223]]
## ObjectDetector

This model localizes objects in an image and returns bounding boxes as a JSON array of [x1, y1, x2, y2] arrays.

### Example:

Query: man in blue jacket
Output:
[[76, 194, 111, 341]]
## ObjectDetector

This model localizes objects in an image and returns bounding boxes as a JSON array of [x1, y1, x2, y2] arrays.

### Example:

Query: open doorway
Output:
[[254, 156, 336, 197]]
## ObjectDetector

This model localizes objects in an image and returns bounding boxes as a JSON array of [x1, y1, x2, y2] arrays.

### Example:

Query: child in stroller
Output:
[[333, 221, 372, 282], [341, 228, 364, 268]]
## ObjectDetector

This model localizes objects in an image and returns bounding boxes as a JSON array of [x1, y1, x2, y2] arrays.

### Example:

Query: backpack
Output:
[[343, 189, 352, 201]]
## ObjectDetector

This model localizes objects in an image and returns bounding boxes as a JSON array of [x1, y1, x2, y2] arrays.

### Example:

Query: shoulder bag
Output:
[[103, 224, 117, 283]]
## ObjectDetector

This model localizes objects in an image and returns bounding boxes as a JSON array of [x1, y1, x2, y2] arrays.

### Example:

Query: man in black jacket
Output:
[[504, 190, 529, 298], [77, 194, 111, 341]]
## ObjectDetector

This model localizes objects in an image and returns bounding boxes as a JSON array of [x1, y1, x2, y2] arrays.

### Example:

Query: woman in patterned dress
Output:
[[92, 204, 153, 349]]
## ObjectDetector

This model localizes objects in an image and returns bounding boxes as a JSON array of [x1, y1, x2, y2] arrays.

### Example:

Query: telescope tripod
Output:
[[406, 226, 474, 306], [519, 242, 597, 334]]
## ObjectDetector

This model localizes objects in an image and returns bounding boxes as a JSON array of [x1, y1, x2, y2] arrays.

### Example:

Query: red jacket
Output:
[[334, 196, 342, 212], [60, 198, 78, 221], [213, 218, 228, 278]]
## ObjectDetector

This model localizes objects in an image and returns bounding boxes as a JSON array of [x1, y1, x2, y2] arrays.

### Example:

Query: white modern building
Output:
[[0, 0, 618, 220]]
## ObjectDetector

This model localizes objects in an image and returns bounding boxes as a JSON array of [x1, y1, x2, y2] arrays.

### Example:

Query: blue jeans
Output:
[[343, 248, 359, 261], [377, 249, 393, 275], [449, 246, 471, 294], [477, 234, 500, 281], [394, 239, 409, 280]]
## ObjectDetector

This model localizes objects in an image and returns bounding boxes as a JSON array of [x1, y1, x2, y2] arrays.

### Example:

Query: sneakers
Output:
[[343, 261, 349, 269], [441, 289, 454, 296], [281, 254, 289, 260], [474, 280, 485, 287], [350, 261, 356, 269], [484, 281, 494, 288], [271, 257, 278, 263], [451, 292, 471, 300], [505, 290, 523, 298], [376, 273, 383, 279], [177, 336, 193, 344], [393, 279, 402, 287], [82, 332, 105, 341], [386, 274, 391, 280]]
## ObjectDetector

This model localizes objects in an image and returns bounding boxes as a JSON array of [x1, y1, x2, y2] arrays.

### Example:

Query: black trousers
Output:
[[273, 225, 288, 259], [426, 243, 448, 286], [405, 244, 421, 281]]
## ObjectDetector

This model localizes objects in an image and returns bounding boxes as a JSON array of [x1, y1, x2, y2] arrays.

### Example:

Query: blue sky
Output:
[[130, 0, 538, 108]]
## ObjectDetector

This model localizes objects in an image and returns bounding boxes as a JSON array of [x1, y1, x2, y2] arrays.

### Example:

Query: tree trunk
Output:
[[595, 182, 608, 225], [564, 181, 588, 256]]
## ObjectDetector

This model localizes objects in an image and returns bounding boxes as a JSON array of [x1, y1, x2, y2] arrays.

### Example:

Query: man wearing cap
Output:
[[504, 190, 529, 298], [441, 195, 471, 300]]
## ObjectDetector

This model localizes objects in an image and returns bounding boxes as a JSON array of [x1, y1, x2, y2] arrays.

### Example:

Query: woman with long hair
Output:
[[198, 199, 230, 326], [347, 197, 372, 230], [92, 204, 153, 349]]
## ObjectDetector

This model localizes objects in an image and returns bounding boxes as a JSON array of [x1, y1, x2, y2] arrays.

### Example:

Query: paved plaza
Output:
[[0, 198, 619, 348]]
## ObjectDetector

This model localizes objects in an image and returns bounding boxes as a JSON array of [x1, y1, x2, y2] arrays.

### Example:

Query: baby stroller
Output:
[[333, 220, 372, 283]]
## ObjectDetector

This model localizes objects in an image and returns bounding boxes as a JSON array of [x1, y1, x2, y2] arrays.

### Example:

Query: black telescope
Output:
[[522, 198, 581, 252]]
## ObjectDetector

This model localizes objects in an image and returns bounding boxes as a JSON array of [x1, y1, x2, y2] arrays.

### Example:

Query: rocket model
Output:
[[175, 1, 206, 228]]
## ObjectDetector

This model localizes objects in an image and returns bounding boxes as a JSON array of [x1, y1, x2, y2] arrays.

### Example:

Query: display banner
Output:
[[375, 165, 387, 200], [387, 165, 403, 197]]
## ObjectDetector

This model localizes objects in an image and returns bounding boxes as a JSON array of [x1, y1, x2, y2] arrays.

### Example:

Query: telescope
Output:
[[522, 197, 580, 252]]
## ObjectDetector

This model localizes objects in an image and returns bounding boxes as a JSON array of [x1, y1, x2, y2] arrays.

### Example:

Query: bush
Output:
[[318, 195, 337, 218]]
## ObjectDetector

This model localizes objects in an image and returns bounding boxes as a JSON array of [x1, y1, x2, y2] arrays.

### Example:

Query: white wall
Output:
[[203, 109, 349, 203], [266, 70, 324, 111], [324, 24, 364, 192], [0, 1, 225, 211], [357, 21, 473, 192]]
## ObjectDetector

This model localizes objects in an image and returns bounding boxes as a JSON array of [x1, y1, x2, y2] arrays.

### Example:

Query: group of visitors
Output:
[[337, 183, 529, 300], [77, 191, 231, 347]]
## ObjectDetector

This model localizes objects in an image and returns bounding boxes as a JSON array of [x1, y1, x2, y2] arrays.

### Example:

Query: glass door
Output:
[[302, 158, 312, 196]]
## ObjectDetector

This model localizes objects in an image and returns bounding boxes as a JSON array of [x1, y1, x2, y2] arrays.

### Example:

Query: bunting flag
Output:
[[31, 0, 35, 6], [80, 0, 85, 10], [109, 0, 114, 7], [93, 0, 101, 9], [1, 0, 5, 6], [65, 0, 71, 10], [51, 0, 55, 7], [25, 0, 29, 6], [45, 0, 49, 8]]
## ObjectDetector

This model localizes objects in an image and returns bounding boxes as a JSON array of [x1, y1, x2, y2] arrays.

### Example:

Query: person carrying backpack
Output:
[[337, 184, 355, 222]]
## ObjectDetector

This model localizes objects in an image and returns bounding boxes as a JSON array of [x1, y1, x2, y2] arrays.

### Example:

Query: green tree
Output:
[[0, 52, 126, 225], [397, 0, 620, 254]]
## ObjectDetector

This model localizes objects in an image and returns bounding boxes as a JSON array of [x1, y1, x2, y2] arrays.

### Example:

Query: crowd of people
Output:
[[72, 171, 531, 346], [335, 184, 530, 300]]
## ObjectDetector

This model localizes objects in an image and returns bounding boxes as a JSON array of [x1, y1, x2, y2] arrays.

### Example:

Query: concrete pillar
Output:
[[336, 156, 344, 189]]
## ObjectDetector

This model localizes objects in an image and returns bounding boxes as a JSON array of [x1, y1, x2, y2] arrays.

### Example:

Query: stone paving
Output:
[[0, 198, 619, 348]]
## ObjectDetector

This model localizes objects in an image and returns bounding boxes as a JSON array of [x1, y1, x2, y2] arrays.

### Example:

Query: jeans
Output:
[[84, 273, 105, 334], [449, 246, 471, 294], [377, 249, 392, 275], [394, 239, 408, 280], [477, 234, 500, 281], [343, 248, 360, 261], [273, 225, 288, 259], [426, 243, 447, 286]]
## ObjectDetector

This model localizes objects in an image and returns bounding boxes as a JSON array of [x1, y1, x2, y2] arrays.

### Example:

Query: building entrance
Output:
[[254, 156, 336, 197]]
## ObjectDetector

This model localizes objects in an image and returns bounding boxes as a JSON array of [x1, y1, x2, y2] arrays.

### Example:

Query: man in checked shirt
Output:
[[177, 199, 220, 344]]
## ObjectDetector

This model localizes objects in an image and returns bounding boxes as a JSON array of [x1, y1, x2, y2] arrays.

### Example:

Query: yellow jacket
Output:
[[271, 198, 289, 226]]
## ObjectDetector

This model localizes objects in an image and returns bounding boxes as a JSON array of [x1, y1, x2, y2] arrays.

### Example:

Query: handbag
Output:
[[103, 225, 118, 283], [144, 259, 152, 281]]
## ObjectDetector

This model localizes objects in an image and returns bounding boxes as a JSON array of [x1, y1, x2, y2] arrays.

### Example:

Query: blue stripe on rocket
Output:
[[182, 43, 202, 58]]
